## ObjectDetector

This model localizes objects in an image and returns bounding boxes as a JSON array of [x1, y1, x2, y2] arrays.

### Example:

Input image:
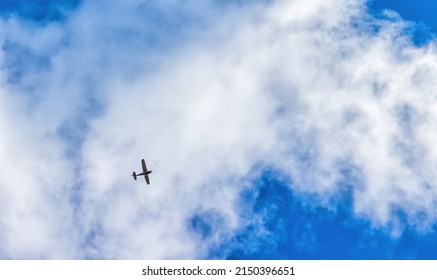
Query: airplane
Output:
[[132, 159, 152, 185]]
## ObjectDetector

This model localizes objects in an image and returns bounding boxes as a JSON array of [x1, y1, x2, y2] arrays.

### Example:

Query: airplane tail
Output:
[[132, 172, 137, 180]]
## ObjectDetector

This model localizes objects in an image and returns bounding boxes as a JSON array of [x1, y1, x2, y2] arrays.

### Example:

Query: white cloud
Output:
[[0, 82, 80, 258], [1, 0, 437, 258]]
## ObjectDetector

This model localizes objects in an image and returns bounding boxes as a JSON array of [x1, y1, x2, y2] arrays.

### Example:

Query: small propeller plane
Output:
[[132, 159, 152, 185]]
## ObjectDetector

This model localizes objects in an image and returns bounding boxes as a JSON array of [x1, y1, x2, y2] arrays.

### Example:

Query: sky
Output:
[[0, 0, 437, 259]]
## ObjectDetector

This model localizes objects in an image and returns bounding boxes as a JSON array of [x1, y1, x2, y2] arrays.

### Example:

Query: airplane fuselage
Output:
[[137, 170, 152, 176]]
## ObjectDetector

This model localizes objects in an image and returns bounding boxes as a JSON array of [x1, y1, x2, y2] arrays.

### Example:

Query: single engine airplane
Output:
[[132, 159, 152, 185]]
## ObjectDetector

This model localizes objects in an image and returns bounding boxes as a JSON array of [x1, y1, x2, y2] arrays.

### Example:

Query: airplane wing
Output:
[[141, 159, 148, 172], [145, 175, 150, 185]]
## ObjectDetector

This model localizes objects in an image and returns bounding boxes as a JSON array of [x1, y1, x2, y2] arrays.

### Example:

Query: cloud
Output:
[[0, 0, 437, 259]]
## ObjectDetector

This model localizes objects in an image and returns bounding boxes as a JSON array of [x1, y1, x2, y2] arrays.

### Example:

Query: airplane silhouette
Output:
[[132, 159, 152, 185]]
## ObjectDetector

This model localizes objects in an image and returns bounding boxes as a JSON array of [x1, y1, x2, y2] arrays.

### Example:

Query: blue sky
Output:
[[371, 0, 437, 32], [370, 0, 437, 45], [1, 0, 437, 260]]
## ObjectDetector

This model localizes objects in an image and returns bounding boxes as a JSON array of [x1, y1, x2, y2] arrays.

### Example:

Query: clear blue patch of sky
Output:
[[206, 169, 437, 259], [0, 0, 81, 23], [368, 0, 437, 45]]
